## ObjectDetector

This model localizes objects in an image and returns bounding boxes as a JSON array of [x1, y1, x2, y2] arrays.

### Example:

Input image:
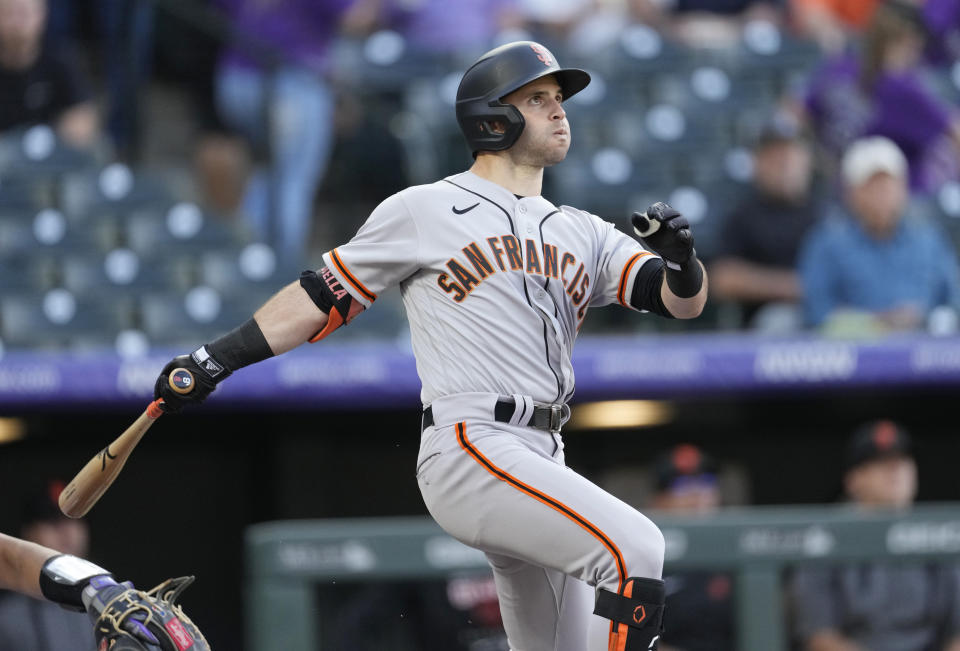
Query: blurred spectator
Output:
[[385, 0, 524, 57], [801, 0, 960, 194], [515, 0, 593, 44], [709, 112, 821, 331], [0, 0, 98, 147], [924, 0, 960, 65], [214, 0, 373, 264], [317, 90, 409, 244], [44, 0, 153, 160], [149, 0, 249, 217], [790, 420, 960, 651], [790, 0, 882, 53], [0, 480, 96, 650], [648, 444, 735, 651], [629, 0, 784, 48], [798, 136, 960, 333]]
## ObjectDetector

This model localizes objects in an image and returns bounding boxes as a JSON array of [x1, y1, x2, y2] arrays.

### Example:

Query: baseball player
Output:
[[0, 531, 209, 650], [153, 41, 707, 651]]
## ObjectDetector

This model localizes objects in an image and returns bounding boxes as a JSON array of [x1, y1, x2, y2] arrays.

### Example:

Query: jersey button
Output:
[[526, 224, 534, 233], [537, 289, 546, 299], [519, 205, 527, 214]]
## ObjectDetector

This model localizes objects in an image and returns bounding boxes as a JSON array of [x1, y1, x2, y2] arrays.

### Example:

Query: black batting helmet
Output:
[[456, 41, 591, 155]]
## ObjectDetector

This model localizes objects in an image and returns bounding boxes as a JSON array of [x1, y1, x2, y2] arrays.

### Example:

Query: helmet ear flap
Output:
[[458, 101, 525, 154]]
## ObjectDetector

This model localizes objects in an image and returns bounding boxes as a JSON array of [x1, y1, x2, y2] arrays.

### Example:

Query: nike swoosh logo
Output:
[[452, 202, 480, 214]]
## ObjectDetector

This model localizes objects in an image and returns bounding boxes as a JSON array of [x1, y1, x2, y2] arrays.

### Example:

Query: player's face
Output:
[[753, 140, 812, 202], [848, 172, 907, 238], [502, 76, 571, 167], [22, 519, 90, 557], [846, 455, 917, 508]]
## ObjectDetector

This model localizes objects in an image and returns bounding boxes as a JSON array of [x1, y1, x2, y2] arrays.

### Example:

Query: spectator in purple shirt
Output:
[[214, 0, 374, 264], [923, 0, 960, 65], [802, 0, 960, 194], [799, 136, 960, 333]]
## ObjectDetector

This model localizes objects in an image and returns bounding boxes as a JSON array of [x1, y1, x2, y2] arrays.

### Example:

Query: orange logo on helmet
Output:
[[530, 43, 553, 67], [633, 605, 646, 624], [872, 421, 897, 449]]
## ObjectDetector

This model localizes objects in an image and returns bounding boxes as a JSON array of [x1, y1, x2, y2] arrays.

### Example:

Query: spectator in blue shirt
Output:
[[799, 136, 960, 333]]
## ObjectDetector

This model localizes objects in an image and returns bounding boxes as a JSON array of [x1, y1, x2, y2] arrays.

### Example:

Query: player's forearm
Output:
[[945, 638, 960, 651], [254, 280, 329, 355], [0, 533, 57, 599], [661, 260, 708, 319]]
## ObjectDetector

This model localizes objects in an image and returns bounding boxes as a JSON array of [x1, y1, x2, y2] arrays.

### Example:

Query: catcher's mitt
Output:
[[82, 575, 210, 651]]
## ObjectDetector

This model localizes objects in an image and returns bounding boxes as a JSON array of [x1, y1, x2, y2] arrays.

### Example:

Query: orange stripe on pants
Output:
[[454, 422, 627, 590]]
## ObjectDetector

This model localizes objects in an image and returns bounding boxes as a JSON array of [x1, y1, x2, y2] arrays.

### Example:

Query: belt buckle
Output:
[[548, 404, 562, 434]]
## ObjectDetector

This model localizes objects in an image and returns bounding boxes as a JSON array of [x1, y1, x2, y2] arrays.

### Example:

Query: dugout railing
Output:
[[245, 503, 960, 651]]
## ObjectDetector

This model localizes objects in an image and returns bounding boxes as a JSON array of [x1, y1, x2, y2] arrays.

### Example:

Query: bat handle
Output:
[[167, 367, 195, 395], [147, 399, 165, 419], [147, 367, 195, 418]]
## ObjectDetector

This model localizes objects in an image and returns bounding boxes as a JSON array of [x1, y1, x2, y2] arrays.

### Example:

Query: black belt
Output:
[[421, 398, 565, 433]]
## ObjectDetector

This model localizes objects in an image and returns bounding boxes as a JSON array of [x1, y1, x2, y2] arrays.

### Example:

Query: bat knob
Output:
[[168, 368, 195, 395]]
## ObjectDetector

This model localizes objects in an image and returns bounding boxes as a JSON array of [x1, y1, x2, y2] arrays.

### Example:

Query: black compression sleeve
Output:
[[665, 256, 704, 298], [629, 258, 673, 318], [206, 318, 274, 372]]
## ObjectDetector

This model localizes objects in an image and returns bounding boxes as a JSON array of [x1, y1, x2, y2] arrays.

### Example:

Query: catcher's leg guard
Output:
[[594, 577, 665, 650]]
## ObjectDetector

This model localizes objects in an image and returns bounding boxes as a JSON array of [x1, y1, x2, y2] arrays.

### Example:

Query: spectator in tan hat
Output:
[[790, 421, 960, 651], [798, 136, 960, 333]]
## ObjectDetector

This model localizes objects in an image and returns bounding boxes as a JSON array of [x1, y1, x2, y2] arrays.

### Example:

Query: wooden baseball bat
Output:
[[58, 368, 195, 518]]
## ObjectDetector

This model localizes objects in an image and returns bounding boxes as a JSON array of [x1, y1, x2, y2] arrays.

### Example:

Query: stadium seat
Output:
[[547, 147, 675, 218], [138, 288, 261, 346], [60, 249, 196, 296], [0, 125, 99, 181], [333, 32, 454, 94], [0, 175, 44, 210], [0, 290, 135, 350], [0, 208, 119, 258], [602, 24, 692, 79], [199, 244, 296, 297], [59, 163, 175, 216], [0, 254, 58, 292], [123, 202, 246, 256]]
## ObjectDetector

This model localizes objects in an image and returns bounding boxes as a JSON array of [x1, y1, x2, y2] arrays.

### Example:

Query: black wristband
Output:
[[205, 318, 274, 374], [664, 257, 703, 299]]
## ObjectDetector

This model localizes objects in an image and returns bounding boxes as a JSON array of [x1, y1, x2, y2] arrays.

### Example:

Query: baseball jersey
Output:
[[321, 171, 660, 406]]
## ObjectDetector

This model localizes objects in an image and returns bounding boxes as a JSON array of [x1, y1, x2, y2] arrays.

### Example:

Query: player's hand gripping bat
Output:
[[58, 368, 195, 518]]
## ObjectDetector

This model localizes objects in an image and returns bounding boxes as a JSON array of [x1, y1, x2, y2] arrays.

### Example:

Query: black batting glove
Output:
[[153, 347, 230, 413], [631, 202, 695, 268]]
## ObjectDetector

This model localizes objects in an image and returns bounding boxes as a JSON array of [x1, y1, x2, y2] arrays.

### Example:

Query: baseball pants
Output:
[[416, 393, 665, 651]]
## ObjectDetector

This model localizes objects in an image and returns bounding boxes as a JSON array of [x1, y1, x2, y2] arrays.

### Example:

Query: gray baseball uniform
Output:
[[320, 170, 667, 651]]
